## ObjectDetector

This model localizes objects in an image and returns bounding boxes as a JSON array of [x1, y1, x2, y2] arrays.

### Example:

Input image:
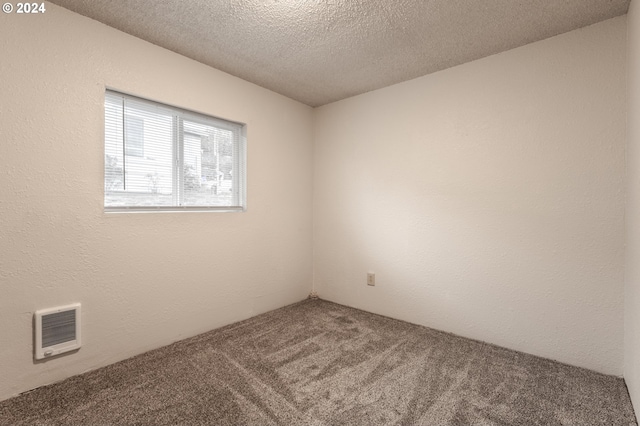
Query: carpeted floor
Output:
[[0, 298, 636, 425]]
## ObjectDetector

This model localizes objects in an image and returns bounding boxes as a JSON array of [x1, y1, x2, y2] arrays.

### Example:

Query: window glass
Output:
[[104, 90, 246, 212]]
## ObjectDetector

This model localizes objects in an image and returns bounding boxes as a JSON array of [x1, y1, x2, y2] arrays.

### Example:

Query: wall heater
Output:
[[34, 303, 81, 360]]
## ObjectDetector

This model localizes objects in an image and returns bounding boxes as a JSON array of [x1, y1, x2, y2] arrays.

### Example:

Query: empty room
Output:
[[2, 0, 640, 424]]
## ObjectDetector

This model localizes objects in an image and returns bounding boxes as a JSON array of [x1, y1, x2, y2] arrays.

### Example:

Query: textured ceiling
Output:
[[49, 0, 630, 107]]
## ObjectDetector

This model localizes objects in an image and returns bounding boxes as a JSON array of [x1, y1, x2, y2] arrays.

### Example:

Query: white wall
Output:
[[314, 17, 627, 375], [626, 0, 640, 412], [0, 4, 313, 401]]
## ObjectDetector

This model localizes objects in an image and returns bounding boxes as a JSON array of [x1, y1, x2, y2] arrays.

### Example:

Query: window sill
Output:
[[104, 206, 245, 213]]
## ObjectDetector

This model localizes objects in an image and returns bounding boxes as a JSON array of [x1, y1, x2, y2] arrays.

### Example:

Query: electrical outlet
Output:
[[367, 272, 375, 286]]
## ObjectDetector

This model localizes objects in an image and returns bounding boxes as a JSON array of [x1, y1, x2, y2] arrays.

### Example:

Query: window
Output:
[[104, 90, 246, 212]]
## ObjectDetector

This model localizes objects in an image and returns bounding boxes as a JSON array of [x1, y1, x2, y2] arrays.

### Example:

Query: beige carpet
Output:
[[0, 299, 636, 425]]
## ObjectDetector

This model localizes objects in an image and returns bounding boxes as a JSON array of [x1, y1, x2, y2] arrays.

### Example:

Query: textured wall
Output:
[[0, 4, 313, 401], [313, 17, 627, 375], [626, 0, 640, 412]]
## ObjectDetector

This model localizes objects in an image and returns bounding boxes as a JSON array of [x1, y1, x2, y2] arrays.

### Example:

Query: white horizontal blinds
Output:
[[104, 90, 245, 211], [123, 97, 174, 206], [104, 93, 124, 195], [105, 92, 174, 208]]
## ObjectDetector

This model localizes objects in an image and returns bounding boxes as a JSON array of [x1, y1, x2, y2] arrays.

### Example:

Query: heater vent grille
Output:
[[42, 310, 77, 347], [35, 303, 81, 360]]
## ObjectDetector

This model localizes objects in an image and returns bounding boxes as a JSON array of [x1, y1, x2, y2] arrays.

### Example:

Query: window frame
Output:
[[103, 89, 246, 213]]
